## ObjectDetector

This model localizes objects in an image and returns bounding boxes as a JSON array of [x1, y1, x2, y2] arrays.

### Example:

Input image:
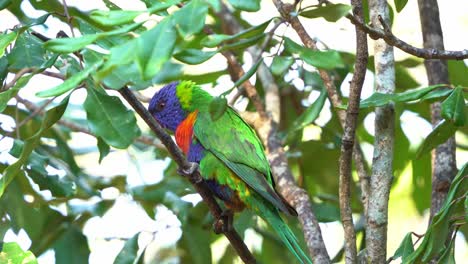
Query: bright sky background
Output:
[[1, 0, 467, 263]]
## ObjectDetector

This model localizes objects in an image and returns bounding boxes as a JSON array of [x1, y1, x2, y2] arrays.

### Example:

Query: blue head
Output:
[[148, 81, 187, 132]]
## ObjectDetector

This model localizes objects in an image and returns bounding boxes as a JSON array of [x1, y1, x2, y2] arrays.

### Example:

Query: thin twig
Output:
[[61, 0, 75, 38], [117, 87, 256, 264], [336, 0, 369, 262], [1, 68, 34, 92], [342, 5, 468, 60], [272, 0, 370, 216]]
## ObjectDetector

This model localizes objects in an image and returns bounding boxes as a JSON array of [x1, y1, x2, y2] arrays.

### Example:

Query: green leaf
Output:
[[0, 0, 12, 10], [200, 34, 230, 48], [284, 37, 343, 69], [419, 87, 453, 102], [84, 88, 141, 149], [437, 235, 456, 264], [300, 3, 352, 22], [220, 33, 265, 51], [136, 17, 176, 80], [0, 242, 38, 264], [200, 19, 271, 48], [44, 34, 99, 53], [392, 233, 414, 262], [7, 33, 46, 70], [0, 31, 17, 57], [209, 96, 228, 121], [311, 202, 340, 222], [0, 96, 69, 198], [0, 74, 33, 112], [292, 87, 327, 131], [394, 0, 409, 13], [406, 163, 467, 262], [90, 10, 142, 26], [232, 57, 263, 88], [44, 22, 143, 53], [9, 140, 75, 197], [355, 85, 445, 109], [0, 56, 7, 83], [173, 0, 209, 37], [416, 120, 457, 159], [36, 59, 104, 97], [174, 49, 216, 65], [114, 233, 139, 264], [53, 226, 90, 264], [441, 86, 466, 126], [97, 137, 110, 163], [228, 0, 260, 12], [179, 222, 212, 264], [271, 56, 294, 75], [448, 60, 468, 87]]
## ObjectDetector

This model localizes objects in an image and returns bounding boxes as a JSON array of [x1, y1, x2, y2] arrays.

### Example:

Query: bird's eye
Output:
[[156, 101, 166, 111]]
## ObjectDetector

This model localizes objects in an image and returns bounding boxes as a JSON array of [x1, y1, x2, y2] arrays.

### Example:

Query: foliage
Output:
[[0, 0, 466, 263]]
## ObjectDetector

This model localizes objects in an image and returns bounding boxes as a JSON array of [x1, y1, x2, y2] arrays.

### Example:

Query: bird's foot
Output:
[[213, 209, 234, 234], [177, 162, 201, 183]]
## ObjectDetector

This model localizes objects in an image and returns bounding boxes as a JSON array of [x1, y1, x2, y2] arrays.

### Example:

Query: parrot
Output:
[[148, 81, 312, 264]]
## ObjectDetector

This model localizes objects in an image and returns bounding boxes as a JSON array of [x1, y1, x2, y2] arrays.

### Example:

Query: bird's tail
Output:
[[253, 197, 313, 264]]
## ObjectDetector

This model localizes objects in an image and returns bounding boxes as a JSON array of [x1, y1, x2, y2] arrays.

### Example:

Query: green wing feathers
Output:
[[194, 108, 296, 216]]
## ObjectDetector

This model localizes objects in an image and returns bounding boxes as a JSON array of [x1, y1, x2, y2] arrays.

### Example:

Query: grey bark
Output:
[[417, 0, 458, 220], [366, 0, 395, 263]]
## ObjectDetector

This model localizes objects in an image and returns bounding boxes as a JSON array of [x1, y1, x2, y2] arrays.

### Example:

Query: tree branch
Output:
[[343, 5, 468, 60], [417, 0, 458, 225], [337, 0, 369, 262], [214, 5, 330, 263], [272, 0, 370, 219], [1, 68, 34, 92], [117, 87, 256, 264], [366, 0, 395, 262]]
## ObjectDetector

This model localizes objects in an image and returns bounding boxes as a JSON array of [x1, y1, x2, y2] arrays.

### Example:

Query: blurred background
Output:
[[0, 0, 467, 263]]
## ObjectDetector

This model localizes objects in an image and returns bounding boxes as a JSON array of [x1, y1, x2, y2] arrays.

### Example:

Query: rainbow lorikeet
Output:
[[149, 81, 312, 264]]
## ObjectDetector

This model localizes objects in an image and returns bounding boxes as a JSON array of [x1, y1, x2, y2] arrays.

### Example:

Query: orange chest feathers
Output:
[[175, 110, 198, 155]]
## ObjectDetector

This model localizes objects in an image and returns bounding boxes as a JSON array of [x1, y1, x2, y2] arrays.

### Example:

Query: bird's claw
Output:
[[213, 209, 234, 234], [177, 162, 200, 178]]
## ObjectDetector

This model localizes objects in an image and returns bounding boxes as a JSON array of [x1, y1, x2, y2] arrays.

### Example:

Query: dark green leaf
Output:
[[0, 56, 7, 83], [114, 233, 139, 264], [228, 0, 260, 12], [36, 59, 104, 97], [7, 33, 46, 70], [394, 0, 409, 12], [292, 87, 327, 131], [416, 120, 457, 158], [53, 226, 90, 264], [271, 56, 294, 75], [392, 233, 414, 262], [179, 222, 212, 264], [84, 88, 141, 149], [0, 0, 12, 10], [97, 137, 110, 163], [173, 0, 209, 37], [355, 85, 444, 109], [441, 87, 465, 126], [209, 96, 228, 121], [0, 242, 38, 264], [0, 74, 33, 112], [0, 96, 69, 197], [311, 202, 340, 222], [90, 10, 141, 26], [44, 22, 143, 53], [10, 140, 75, 197], [437, 235, 456, 264], [136, 17, 176, 79], [299, 3, 352, 22], [284, 38, 343, 69], [220, 33, 265, 51], [448, 60, 468, 87], [232, 58, 263, 88], [174, 49, 216, 65], [200, 19, 271, 48], [419, 87, 453, 101], [0, 31, 17, 57]]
